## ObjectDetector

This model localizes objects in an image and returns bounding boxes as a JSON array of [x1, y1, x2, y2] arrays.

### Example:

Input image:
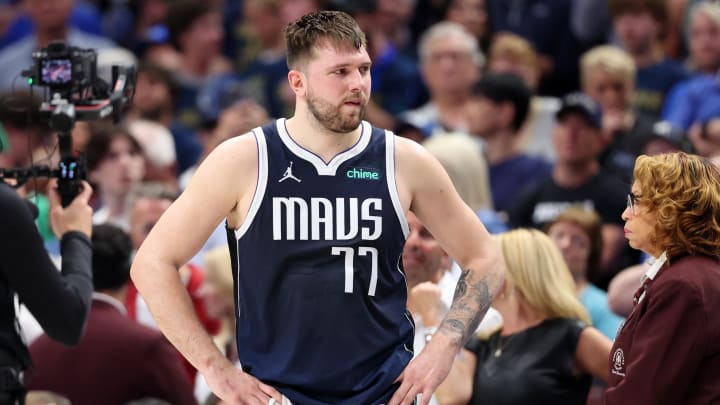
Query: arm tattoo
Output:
[[455, 270, 468, 297], [439, 269, 494, 347]]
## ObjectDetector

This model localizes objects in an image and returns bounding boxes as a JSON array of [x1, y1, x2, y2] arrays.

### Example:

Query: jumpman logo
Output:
[[279, 161, 302, 183]]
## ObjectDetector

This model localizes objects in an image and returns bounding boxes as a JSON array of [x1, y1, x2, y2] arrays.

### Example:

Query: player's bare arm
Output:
[[396, 136, 504, 347], [130, 133, 283, 403], [390, 136, 505, 405]]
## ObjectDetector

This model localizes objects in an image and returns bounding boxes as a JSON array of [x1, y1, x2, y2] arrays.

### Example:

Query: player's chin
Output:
[[334, 117, 363, 133]]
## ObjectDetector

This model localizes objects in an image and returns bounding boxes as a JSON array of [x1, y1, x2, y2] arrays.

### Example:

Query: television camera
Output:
[[0, 41, 135, 206]]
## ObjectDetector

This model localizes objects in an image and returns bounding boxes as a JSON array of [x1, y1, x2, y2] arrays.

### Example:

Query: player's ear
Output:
[[288, 69, 306, 97]]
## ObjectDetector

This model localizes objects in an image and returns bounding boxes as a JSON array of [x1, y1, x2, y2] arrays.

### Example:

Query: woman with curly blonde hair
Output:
[[437, 229, 611, 405], [606, 152, 720, 403]]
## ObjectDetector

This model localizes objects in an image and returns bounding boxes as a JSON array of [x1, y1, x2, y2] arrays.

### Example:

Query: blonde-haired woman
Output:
[[607, 152, 720, 403], [437, 229, 611, 405], [579, 45, 654, 182]]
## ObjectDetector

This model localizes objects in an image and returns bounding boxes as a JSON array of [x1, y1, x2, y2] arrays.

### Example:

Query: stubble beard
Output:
[[306, 90, 366, 134]]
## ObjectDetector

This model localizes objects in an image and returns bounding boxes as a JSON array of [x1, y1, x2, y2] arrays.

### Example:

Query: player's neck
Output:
[[285, 114, 363, 163]]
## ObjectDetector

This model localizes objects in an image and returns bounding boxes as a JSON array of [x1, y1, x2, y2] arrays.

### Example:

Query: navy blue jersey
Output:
[[227, 119, 413, 404]]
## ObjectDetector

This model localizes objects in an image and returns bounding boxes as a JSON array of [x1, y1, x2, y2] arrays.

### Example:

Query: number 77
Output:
[[331, 246, 379, 296]]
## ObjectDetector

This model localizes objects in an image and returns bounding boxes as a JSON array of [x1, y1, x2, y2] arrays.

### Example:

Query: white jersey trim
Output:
[[276, 118, 372, 176], [385, 130, 409, 239], [396, 255, 414, 356], [235, 127, 269, 240]]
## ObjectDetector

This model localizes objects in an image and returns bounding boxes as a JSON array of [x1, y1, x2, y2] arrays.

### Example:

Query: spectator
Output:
[[486, 0, 607, 96], [465, 72, 551, 214], [440, 0, 490, 52], [485, 33, 560, 162], [609, 0, 688, 119], [546, 207, 624, 339], [101, 0, 171, 58], [662, 3, 720, 132], [507, 93, 633, 288], [27, 224, 196, 405], [546, 206, 623, 405], [662, 76, 720, 133], [367, 0, 418, 56], [401, 21, 483, 137], [436, 228, 611, 405], [580, 45, 655, 182], [686, 2, 720, 74], [663, 0, 691, 59], [231, 0, 294, 118], [0, 91, 51, 170], [639, 120, 692, 156], [125, 62, 202, 175], [1, 1, 105, 49], [86, 123, 146, 231], [164, 0, 232, 130], [0, 0, 114, 91]]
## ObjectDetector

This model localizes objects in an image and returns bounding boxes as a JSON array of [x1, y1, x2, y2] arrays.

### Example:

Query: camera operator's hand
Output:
[[47, 179, 93, 238]]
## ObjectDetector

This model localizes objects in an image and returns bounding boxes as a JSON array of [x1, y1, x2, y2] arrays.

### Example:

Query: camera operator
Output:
[[0, 109, 94, 403], [0, 35, 135, 402], [0, 179, 94, 404]]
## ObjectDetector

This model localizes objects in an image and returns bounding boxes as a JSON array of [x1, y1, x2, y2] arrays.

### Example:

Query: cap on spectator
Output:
[[556, 92, 602, 129], [645, 121, 692, 152]]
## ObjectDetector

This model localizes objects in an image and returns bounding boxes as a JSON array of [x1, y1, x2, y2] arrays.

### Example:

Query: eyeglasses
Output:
[[627, 192, 641, 215]]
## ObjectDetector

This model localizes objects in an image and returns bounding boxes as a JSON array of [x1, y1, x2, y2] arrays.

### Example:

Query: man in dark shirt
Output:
[[508, 93, 633, 288], [466, 72, 552, 213]]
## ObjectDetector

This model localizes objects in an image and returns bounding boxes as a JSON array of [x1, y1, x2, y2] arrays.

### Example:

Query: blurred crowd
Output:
[[1, 0, 720, 404]]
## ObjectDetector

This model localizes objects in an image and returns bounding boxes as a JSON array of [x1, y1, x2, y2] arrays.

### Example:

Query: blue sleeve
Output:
[[661, 79, 693, 130], [582, 286, 624, 340], [592, 307, 624, 340]]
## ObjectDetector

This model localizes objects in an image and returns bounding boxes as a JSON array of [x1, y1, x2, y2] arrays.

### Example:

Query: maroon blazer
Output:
[[606, 255, 720, 404], [27, 297, 197, 405]]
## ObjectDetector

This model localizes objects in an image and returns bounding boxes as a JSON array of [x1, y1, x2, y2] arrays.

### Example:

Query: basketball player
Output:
[[130, 10, 504, 405]]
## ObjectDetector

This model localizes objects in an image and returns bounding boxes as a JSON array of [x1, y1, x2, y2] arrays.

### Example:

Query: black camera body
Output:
[[30, 42, 97, 101]]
